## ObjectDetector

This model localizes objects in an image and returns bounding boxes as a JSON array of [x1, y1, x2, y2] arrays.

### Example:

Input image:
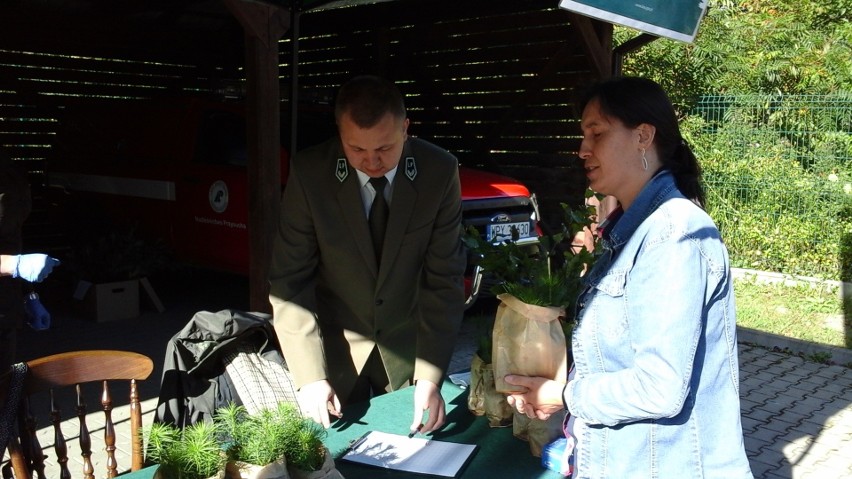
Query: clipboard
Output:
[[341, 430, 478, 478]]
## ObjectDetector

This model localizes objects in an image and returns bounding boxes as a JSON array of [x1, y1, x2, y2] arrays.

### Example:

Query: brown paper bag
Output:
[[227, 459, 290, 479], [288, 448, 344, 479], [513, 410, 567, 457], [492, 293, 568, 393], [468, 353, 513, 427]]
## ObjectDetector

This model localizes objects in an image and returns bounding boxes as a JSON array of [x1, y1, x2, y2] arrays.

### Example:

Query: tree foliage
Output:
[[617, 0, 852, 104]]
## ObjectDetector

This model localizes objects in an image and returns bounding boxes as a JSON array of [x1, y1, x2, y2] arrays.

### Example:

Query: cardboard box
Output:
[[75, 279, 140, 322]]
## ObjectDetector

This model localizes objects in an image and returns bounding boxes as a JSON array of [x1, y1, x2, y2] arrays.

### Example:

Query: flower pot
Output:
[[227, 460, 290, 479], [467, 353, 513, 427], [287, 448, 344, 479]]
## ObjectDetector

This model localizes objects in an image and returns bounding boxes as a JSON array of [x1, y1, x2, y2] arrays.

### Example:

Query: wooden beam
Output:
[[224, 0, 291, 312], [613, 33, 658, 75], [225, 0, 291, 48], [565, 11, 612, 79]]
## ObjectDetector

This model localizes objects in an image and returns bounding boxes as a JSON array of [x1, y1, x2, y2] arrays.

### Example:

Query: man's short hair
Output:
[[334, 75, 406, 128]]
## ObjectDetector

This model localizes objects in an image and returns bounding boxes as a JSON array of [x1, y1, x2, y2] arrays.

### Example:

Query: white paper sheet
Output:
[[341, 430, 477, 477]]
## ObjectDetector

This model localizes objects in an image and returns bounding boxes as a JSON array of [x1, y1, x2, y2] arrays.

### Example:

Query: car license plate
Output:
[[487, 222, 530, 242]]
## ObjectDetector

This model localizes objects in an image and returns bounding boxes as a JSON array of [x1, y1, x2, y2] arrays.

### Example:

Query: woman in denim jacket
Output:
[[505, 77, 753, 478]]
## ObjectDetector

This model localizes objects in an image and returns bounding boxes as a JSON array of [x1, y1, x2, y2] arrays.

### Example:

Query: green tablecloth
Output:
[[326, 381, 564, 478]]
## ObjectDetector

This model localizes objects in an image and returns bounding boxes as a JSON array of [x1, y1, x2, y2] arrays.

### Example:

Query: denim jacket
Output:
[[565, 171, 753, 478]]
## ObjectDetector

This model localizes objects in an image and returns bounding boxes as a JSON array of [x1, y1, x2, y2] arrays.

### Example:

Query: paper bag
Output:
[[468, 353, 513, 427], [288, 448, 344, 479], [227, 459, 290, 479], [513, 410, 567, 457], [492, 294, 568, 393]]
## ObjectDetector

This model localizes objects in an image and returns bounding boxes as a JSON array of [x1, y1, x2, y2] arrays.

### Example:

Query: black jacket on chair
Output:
[[154, 309, 284, 427]]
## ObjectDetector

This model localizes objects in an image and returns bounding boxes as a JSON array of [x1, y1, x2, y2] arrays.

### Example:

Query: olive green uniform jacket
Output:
[[269, 136, 466, 403]]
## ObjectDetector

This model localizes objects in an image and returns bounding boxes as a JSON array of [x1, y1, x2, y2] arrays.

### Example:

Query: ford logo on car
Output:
[[491, 213, 511, 223]]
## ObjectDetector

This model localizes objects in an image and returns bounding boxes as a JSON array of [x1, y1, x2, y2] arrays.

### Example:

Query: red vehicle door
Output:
[[171, 107, 254, 275]]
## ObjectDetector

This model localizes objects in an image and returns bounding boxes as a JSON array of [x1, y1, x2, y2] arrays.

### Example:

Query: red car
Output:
[[47, 96, 540, 306]]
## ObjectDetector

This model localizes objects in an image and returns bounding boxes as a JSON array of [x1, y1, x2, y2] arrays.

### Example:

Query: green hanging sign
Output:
[[559, 0, 708, 43]]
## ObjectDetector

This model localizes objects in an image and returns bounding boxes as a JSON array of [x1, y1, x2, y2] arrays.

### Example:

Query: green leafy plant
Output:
[[463, 193, 601, 315], [145, 421, 225, 479], [215, 402, 328, 472]]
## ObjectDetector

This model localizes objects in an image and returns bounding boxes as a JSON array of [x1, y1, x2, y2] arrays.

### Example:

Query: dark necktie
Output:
[[368, 176, 389, 262]]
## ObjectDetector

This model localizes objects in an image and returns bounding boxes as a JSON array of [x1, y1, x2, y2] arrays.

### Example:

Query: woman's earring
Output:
[[641, 148, 649, 171]]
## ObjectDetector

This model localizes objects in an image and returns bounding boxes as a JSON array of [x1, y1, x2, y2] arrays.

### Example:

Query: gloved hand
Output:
[[24, 292, 51, 331], [11, 254, 60, 282]]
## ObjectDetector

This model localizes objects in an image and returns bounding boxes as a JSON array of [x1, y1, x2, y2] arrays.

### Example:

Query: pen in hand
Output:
[[408, 423, 424, 438]]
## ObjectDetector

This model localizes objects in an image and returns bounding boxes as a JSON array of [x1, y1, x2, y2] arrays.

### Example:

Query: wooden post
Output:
[[224, 0, 291, 313]]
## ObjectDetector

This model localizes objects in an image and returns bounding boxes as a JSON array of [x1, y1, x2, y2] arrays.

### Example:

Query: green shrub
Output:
[[683, 95, 852, 281]]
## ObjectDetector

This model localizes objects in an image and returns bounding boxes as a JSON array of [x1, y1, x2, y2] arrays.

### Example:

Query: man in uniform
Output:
[[269, 75, 466, 435]]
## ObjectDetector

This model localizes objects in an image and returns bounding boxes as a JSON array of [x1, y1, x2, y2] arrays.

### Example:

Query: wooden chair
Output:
[[3, 350, 154, 479]]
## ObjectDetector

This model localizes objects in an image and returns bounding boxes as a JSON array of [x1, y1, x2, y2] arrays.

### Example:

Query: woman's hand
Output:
[[504, 374, 566, 420]]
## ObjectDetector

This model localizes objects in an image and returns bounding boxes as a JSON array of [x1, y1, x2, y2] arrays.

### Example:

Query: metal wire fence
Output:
[[686, 94, 852, 282]]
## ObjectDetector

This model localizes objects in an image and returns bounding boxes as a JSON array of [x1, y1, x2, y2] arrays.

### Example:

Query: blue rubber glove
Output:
[[11, 254, 60, 282], [24, 292, 51, 331]]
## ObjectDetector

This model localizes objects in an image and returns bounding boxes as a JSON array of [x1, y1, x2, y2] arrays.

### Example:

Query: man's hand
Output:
[[504, 374, 566, 420], [411, 379, 445, 435], [10, 254, 60, 282], [297, 379, 342, 428]]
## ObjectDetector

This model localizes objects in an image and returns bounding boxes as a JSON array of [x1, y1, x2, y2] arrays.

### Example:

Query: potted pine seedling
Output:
[[145, 420, 226, 479], [217, 403, 291, 479], [278, 409, 343, 479], [216, 403, 343, 479]]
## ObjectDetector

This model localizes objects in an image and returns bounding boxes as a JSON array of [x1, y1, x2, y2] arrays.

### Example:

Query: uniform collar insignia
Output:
[[404, 156, 417, 181], [335, 158, 348, 182]]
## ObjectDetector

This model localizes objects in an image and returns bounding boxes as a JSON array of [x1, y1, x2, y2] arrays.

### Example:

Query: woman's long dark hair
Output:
[[578, 76, 705, 207]]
